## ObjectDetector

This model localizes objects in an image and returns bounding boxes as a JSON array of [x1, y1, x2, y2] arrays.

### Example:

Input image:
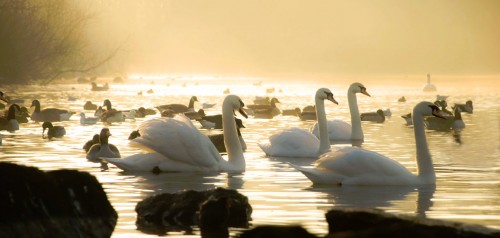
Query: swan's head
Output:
[[414, 101, 447, 119], [349, 82, 370, 97], [225, 95, 248, 119], [316, 88, 338, 105]]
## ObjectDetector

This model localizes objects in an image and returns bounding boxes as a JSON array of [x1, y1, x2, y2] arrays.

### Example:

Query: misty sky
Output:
[[86, 0, 500, 77]]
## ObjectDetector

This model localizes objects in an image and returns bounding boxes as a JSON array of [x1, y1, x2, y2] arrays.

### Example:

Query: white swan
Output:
[[312, 82, 370, 143], [103, 95, 248, 172], [258, 88, 338, 158], [293, 101, 446, 185]]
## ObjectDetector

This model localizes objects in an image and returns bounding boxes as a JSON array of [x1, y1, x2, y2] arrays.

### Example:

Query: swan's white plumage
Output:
[[294, 101, 441, 186], [258, 128, 320, 158], [131, 114, 221, 168], [104, 95, 246, 172], [311, 120, 352, 141]]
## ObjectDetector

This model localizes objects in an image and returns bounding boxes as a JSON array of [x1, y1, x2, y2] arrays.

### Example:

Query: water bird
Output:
[[253, 96, 270, 105], [0, 104, 20, 132], [184, 109, 206, 120], [248, 97, 280, 119], [258, 88, 337, 158], [311, 82, 371, 143], [292, 102, 446, 185], [128, 130, 141, 140], [80, 112, 99, 125], [30, 99, 74, 122], [100, 99, 124, 123], [436, 95, 449, 101], [282, 107, 301, 116], [360, 109, 386, 123], [83, 101, 98, 110], [223, 88, 230, 94], [401, 113, 412, 126], [202, 102, 216, 109], [453, 100, 473, 114], [91, 82, 109, 91], [42, 122, 66, 139], [103, 95, 247, 172], [0, 91, 9, 103], [15, 106, 30, 124], [398, 96, 406, 102], [86, 128, 121, 161], [83, 134, 100, 153], [422, 73, 437, 92], [156, 96, 198, 114], [208, 118, 247, 153]]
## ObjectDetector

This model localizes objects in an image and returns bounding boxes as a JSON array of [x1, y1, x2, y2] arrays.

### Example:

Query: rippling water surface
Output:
[[1, 80, 499, 237]]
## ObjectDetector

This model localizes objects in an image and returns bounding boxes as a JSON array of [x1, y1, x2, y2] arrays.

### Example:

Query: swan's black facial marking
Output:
[[324, 91, 338, 104], [239, 99, 245, 108], [359, 86, 371, 97], [238, 99, 248, 118]]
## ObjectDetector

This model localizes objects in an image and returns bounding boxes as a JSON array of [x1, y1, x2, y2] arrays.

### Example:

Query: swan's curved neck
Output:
[[412, 112, 435, 182], [348, 91, 363, 141], [222, 102, 245, 170], [316, 97, 330, 154]]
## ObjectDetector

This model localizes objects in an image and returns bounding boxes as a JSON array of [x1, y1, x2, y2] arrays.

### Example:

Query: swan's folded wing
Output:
[[132, 115, 220, 167], [315, 147, 411, 177]]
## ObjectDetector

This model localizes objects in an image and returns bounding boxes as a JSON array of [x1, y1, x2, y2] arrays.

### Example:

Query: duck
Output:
[[94, 106, 104, 118], [298, 110, 317, 121], [207, 118, 247, 153], [398, 96, 406, 102], [80, 112, 99, 125], [451, 107, 465, 133], [311, 82, 371, 143], [258, 88, 338, 158], [202, 102, 216, 109], [103, 95, 247, 172], [434, 100, 452, 116], [282, 108, 301, 117], [0, 104, 20, 132], [184, 109, 206, 120], [247, 97, 279, 110], [0, 91, 8, 103], [453, 100, 473, 114], [250, 98, 281, 119], [292, 101, 446, 185], [424, 104, 463, 131], [128, 130, 141, 140], [156, 96, 198, 114], [401, 113, 412, 126], [360, 109, 386, 123], [86, 128, 121, 161], [253, 96, 270, 105], [83, 134, 100, 153], [100, 99, 124, 123], [83, 101, 98, 110], [15, 106, 30, 124], [30, 99, 74, 122], [42, 122, 66, 139], [91, 82, 109, 91], [223, 88, 230, 94]]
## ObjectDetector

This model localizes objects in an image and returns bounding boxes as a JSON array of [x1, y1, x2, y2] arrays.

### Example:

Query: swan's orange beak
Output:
[[238, 108, 248, 119], [361, 88, 371, 97]]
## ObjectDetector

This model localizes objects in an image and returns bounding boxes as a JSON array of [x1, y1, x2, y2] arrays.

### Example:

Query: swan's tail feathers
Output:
[[290, 164, 344, 185]]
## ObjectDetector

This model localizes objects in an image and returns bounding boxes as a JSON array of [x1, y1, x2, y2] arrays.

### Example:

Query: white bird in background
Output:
[[80, 112, 99, 125], [103, 95, 248, 173], [292, 102, 446, 186], [258, 88, 338, 158], [311, 82, 370, 143]]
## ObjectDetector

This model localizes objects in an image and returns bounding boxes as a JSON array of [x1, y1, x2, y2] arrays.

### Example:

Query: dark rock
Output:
[[135, 187, 252, 235], [199, 197, 231, 238], [325, 208, 500, 238], [0, 162, 117, 238], [238, 225, 318, 238]]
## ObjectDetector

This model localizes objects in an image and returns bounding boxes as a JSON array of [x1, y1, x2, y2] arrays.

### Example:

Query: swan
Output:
[[0, 104, 20, 132], [103, 95, 248, 172], [42, 122, 66, 139], [311, 82, 370, 143], [30, 100, 74, 122], [258, 88, 338, 158], [292, 101, 446, 185], [86, 128, 121, 161], [423, 73, 437, 92]]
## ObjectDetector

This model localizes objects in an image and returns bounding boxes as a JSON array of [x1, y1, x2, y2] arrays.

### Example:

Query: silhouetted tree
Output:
[[0, 0, 116, 84]]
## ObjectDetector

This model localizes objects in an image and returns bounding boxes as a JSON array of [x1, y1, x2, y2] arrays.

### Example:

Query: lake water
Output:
[[1, 79, 499, 237]]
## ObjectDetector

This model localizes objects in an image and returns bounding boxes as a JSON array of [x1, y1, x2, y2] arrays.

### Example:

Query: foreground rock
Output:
[[0, 162, 117, 238], [325, 208, 500, 238], [135, 187, 252, 235]]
